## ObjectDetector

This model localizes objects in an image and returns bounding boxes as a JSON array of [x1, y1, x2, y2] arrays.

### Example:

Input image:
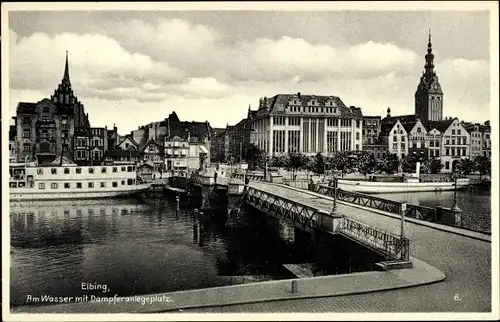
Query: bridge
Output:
[[244, 185, 410, 263]]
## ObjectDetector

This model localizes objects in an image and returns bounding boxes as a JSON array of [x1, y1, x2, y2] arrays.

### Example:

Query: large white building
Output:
[[249, 93, 363, 157]]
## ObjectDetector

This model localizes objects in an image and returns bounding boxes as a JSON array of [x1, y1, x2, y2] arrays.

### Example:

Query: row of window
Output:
[[445, 137, 468, 145], [394, 136, 406, 142], [392, 143, 406, 150], [37, 166, 136, 175], [445, 147, 468, 156], [33, 179, 136, 190]]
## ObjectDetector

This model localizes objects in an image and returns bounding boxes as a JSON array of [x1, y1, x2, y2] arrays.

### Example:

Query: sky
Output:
[[6, 5, 493, 135]]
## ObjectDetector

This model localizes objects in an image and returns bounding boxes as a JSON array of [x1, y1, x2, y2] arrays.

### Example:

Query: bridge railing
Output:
[[282, 179, 310, 190], [337, 217, 410, 262], [245, 186, 409, 261], [310, 183, 490, 234], [245, 186, 334, 232], [311, 184, 402, 214], [454, 212, 491, 233], [232, 173, 267, 182], [405, 204, 437, 222]]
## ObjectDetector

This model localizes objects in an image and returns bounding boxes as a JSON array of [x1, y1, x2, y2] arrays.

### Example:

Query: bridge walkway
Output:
[[194, 181, 492, 313]]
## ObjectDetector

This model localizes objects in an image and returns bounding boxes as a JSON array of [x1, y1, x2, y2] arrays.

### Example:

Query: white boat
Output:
[[337, 177, 470, 194], [9, 163, 152, 201]]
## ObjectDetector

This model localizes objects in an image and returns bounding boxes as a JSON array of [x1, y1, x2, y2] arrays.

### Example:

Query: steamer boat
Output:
[[9, 161, 151, 201], [336, 176, 470, 194]]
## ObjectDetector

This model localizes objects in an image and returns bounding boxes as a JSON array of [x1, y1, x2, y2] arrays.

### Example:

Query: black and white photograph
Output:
[[2, 1, 498, 321]]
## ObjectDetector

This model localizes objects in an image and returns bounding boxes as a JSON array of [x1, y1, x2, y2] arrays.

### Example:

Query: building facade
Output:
[[14, 52, 90, 164], [465, 123, 485, 159], [249, 93, 363, 157], [405, 119, 429, 160], [379, 120, 408, 159], [164, 136, 189, 171], [211, 129, 229, 163], [482, 122, 491, 158], [73, 127, 90, 165], [427, 128, 441, 159], [104, 149, 140, 165], [117, 136, 139, 151], [362, 116, 381, 146], [415, 31, 443, 124], [89, 127, 108, 165], [140, 138, 164, 171], [9, 125, 17, 162], [428, 117, 470, 173]]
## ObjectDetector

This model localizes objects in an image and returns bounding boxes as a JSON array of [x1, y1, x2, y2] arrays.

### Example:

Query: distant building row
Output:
[[212, 93, 364, 162], [107, 111, 211, 172], [9, 53, 212, 172], [362, 109, 491, 173]]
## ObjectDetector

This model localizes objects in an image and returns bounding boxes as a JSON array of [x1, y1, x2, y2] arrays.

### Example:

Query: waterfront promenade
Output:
[[184, 182, 491, 312]]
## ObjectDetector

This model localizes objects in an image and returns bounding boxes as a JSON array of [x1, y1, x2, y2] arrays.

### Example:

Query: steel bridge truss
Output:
[[337, 217, 410, 262], [245, 186, 324, 232], [244, 186, 410, 262], [312, 184, 401, 214]]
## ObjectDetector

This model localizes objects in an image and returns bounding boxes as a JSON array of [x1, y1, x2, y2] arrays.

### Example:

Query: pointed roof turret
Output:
[[63, 50, 70, 84], [415, 29, 442, 95], [50, 51, 79, 111], [424, 29, 435, 79]]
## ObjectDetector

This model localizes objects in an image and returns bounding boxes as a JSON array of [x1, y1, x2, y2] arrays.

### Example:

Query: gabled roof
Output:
[[380, 123, 397, 136], [169, 120, 211, 141], [349, 107, 363, 118], [262, 94, 361, 119], [17, 102, 38, 114], [401, 121, 417, 133], [138, 162, 154, 169], [363, 115, 381, 120], [140, 138, 164, 152], [427, 118, 456, 133], [381, 114, 419, 125]]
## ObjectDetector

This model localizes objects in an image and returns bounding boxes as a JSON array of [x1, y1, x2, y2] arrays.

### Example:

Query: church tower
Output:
[[415, 30, 443, 124], [50, 51, 90, 128]]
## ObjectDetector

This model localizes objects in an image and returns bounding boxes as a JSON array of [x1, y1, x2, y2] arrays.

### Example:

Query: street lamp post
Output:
[[331, 174, 338, 213], [451, 172, 461, 212]]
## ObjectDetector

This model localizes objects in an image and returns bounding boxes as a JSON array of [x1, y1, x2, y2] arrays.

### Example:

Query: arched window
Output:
[[43, 107, 49, 114]]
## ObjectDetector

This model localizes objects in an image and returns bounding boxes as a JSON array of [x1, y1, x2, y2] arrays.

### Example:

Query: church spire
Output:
[[424, 29, 435, 79], [63, 50, 70, 83]]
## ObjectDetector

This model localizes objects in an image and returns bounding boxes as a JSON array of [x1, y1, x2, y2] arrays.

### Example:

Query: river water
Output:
[[11, 188, 489, 308], [377, 187, 491, 218], [9, 194, 380, 307]]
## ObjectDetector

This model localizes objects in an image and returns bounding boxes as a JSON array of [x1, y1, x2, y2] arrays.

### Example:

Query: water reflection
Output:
[[10, 196, 383, 308], [377, 188, 491, 217]]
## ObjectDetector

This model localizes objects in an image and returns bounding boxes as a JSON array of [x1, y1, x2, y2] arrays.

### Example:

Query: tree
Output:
[[330, 151, 350, 177], [271, 155, 289, 168], [356, 152, 377, 177], [245, 144, 265, 170], [421, 158, 443, 174], [378, 153, 400, 174], [474, 155, 491, 180], [401, 153, 419, 173], [312, 152, 325, 175], [287, 152, 306, 178], [456, 158, 475, 176]]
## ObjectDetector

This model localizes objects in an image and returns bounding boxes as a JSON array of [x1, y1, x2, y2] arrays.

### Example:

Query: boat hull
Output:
[[9, 184, 152, 201], [337, 179, 470, 194]]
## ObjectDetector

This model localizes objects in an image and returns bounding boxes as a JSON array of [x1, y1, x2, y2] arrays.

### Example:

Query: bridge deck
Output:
[[199, 181, 491, 312]]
